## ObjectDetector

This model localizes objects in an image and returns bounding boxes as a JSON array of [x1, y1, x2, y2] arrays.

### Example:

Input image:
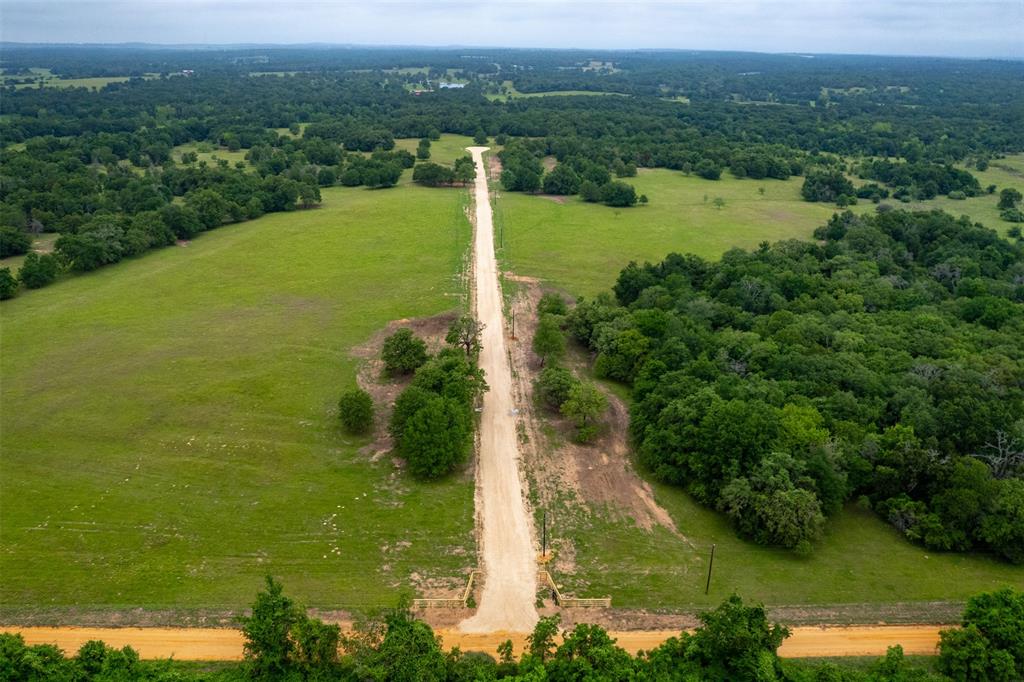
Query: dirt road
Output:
[[3, 625, 946, 660], [457, 147, 539, 634]]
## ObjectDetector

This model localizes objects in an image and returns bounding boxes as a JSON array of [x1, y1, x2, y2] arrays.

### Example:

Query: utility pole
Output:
[[542, 511, 547, 557], [510, 310, 516, 340], [704, 543, 716, 595]]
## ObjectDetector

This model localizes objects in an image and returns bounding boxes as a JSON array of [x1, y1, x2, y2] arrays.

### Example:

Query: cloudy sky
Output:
[[2, 0, 1021, 59]]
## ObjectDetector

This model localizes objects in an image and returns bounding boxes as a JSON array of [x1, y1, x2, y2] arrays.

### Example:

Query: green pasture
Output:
[[0, 182, 475, 614], [172, 143, 252, 169], [486, 80, 628, 102], [555, 484, 1023, 611], [395, 134, 478, 166], [497, 169, 839, 296], [3, 68, 159, 91]]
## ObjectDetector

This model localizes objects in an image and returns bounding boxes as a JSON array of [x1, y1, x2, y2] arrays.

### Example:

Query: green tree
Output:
[[561, 381, 607, 443], [338, 388, 374, 434], [600, 181, 638, 207], [18, 252, 59, 288], [0, 226, 31, 258], [445, 315, 484, 358], [400, 396, 472, 478], [239, 575, 300, 679], [473, 129, 488, 145], [538, 292, 567, 316], [381, 328, 428, 375], [536, 365, 579, 410], [532, 314, 565, 367], [579, 180, 602, 202], [185, 188, 231, 230], [542, 164, 581, 195], [0, 267, 17, 300], [938, 588, 1024, 681], [997, 187, 1022, 211], [416, 138, 431, 160]]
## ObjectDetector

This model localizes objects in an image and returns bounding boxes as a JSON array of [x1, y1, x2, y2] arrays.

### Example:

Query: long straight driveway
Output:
[[457, 147, 539, 633]]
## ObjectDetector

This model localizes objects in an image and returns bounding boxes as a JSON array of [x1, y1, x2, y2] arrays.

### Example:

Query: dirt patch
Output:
[[507, 277, 684, 539], [486, 153, 503, 182], [537, 194, 567, 204], [349, 311, 459, 460], [176, 239, 190, 247], [542, 156, 557, 172]]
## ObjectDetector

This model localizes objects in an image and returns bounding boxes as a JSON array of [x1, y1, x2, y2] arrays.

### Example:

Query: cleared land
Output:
[[486, 80, 628, 102], [0, 233, 59, 273], [394, 134, 478, 166], [497, 169, 840, 296], [172, 143, 252, 169], [0, 182, 475, 616]]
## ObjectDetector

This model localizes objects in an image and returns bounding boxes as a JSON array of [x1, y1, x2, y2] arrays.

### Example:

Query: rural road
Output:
[[2, 625, 947, 660], [457, 146, 539, 633]]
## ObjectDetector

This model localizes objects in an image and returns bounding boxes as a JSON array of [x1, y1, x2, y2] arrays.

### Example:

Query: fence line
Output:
[[412, 570, 481, 609], [537, 570, 612, 609]]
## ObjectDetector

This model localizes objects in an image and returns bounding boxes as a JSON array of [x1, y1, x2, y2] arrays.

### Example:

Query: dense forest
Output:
[[2, 47, 1022, 296], [4, 577, 1022, 681], [566, 209, 1024, 559]]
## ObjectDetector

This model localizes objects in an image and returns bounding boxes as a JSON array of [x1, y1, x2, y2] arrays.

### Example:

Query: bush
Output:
[[18, 252, 59, 289], [532, 314, 566, 366], [0, 267, 17, 300], [381, 328, 428, 375], [338, 388, 374, 434], [695, 159, 722, 180], [0, 226, 31, 258], [938, 588, 1024, 681], [600, 181, 638, 207], [561, 381, 607, 443], [536, 366, 579, 410], [801, 170, 855, 202], [400, 396, 472, 478], [538, 292, 568, 316]]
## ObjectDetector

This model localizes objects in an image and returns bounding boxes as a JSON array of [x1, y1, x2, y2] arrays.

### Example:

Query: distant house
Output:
[[438, 82, 466, 89], [181, 69, 195, 76]]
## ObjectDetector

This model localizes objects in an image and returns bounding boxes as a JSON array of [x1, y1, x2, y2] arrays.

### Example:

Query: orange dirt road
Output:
[[2, 624, 946, 661]]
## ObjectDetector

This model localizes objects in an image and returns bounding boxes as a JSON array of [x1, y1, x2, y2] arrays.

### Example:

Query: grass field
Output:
[[555, 483, 1023, 610], [172, 144, 252, 169], [486, 80, 628, 102], [394, 134, 477, 166], [893, 153, 1024, 237], [3, 67, 158, 90], [0, 182, 475, 614], [498, 169, 840, 296]]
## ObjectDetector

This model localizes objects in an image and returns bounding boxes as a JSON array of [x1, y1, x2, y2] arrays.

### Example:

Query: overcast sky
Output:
[[2, 0, 1021, 59]]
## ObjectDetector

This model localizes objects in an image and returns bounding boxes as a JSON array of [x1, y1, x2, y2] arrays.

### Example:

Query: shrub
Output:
[[0, 267, 17, 300], [600, 181, 638, 207], [0, 226, 31, 258], [400, 396, 472, 478], [381, 328, 428, 375], [938, 588, 1024, 681], [536, 366, 579, 410], [537, 292, 568, 316], [338, 388, 374, 434], [18, 252, 59, 289]]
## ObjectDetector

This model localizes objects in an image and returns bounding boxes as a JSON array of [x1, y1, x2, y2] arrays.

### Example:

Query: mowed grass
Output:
[[394, 134, 477, 166], [558, 489, 1023, 610], [498, 169, 840, 296], [0, 182, 475, 614], [172, 143, 252, 169]]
